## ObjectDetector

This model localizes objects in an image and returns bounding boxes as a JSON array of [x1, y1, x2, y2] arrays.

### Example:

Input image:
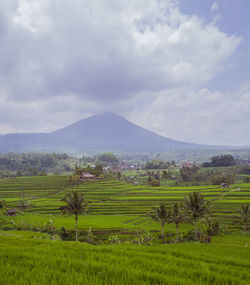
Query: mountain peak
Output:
[[0, 112, 200, 153], [89, 112, 125, 120]]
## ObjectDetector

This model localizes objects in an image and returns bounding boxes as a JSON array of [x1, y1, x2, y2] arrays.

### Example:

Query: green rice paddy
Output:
[[0, 175, 250, 284], [1, 176, 250, 231], [0, 233, 250, 285]]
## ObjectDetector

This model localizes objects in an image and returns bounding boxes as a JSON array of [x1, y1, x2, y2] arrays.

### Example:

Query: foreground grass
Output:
[[0, 234, 250, 285]]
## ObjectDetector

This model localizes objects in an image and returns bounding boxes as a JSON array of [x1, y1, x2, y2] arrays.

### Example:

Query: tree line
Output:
[[0, 153, 72, 176]]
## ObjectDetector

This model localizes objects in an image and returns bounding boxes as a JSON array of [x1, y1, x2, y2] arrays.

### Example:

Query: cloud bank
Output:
[[0, 0, 248, 145]]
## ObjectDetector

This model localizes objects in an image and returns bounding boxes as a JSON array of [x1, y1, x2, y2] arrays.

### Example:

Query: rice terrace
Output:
[[1, 168, 250, 284]]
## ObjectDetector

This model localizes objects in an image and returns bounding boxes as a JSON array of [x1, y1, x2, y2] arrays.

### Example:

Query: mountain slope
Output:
[[51, 113, 200, 151], [0, 113, 216, 153]]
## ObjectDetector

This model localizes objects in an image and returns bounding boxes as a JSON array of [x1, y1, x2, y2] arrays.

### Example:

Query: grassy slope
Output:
[[0, 234, 250, 285]]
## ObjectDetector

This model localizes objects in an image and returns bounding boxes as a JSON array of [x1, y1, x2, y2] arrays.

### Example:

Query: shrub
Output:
[[243, 177, 250, 183], [58, 227, 72, 241], [185, 230, 201, 241], [147, 178, 160, 187], [107, 235, 121, 244], [84, 227, 96, 244], [202, 217, 222, 236], [129, 230, 154, 245], [212, 175, 229, 185], [43, 220, 56, 233]]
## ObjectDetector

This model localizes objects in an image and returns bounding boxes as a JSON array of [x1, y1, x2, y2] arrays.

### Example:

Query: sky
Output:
[[0, 0, 249, 146]]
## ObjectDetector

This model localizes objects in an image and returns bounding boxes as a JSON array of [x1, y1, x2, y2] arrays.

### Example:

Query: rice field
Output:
[[0, 233, 250, 285], [1, 175, 250, 284], [0, 176, 250, 232]]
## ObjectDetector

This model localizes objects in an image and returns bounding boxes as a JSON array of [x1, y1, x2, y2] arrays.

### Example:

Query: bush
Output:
[[202, 217, 222, 236], [199, 234, 211, 243], [185, 230, 200, 241], [107, 235, 121, 244], [43, 220, 56, 233], [147, 178, 160, 187], [212, 175, 229, 185], [58, 227, 72, 241], [243, 177, 250, 183], [129, 230, 154, 245], [83, 227, 96, 244]]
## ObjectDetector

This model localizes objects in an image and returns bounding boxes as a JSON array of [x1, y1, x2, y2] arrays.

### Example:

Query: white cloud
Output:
[[127, 87, 250, 146], [0, 0, 246, 145], [0, 0, 240, 100], [12, 0, 52, 33]]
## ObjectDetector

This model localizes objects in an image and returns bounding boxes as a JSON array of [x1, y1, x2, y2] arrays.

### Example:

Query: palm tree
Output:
[[60, 190, 87, 241], [171, 202, 187, 242], [151, 203, 171, 242], [238, 204, 249, 231], [184, 192, 209, 234]]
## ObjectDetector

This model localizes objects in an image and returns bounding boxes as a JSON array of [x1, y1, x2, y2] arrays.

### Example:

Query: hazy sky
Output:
[[0, 0, 249, 145]]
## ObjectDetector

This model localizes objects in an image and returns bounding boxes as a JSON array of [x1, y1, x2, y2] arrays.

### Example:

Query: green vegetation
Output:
[[1, 234, 250, 285], [0, 153, 73, 176], [60, 190, 87, 241], [184, 192, 210, 233], [97, 152, 119, 164], [150, 203, 171, 242], [238, 204, 249, 231], [143, 159, 174, 169], [203, 154, 236, 167], [1, 176, 250, 235], [180, 165, 199, 182], [0, 173, 250, 284], [171, 202, 187, 241]]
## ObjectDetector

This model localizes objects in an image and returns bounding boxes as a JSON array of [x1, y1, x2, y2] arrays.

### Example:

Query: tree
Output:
[[184, 192, 209, 234], [60, 190, 87, 241], [238, 204, 249, 231], [203, 154, 235, 167], [150, 203, 171, 242], [180, 165, 199, 182], [97, 153, 119, 164], [171, 202, 187, 242], [117, 171, 121, 180], [162, 170, 172, 180], [144, 160, 170, 170]]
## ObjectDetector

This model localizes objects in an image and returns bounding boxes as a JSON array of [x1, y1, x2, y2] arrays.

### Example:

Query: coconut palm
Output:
[[171, 202, 187, 242], [151, 203, 171, 242], [238, 204, 249, 231], [60, 190, 87, 241], [184, 192, 209, 234]]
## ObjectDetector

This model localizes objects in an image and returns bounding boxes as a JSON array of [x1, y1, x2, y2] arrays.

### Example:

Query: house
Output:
[[79, 172, 96, 180], [128, 176, 135, 180], [221, 183, 229, 188], [111, 166, 122, 173], [6, 209, 17, 216]]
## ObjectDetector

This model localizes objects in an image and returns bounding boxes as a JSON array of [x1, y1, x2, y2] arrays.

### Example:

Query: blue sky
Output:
[[0, 0, 249, 146]]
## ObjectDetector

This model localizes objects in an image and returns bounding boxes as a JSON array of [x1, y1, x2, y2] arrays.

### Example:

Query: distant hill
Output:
[[0, 113, 244, 153]]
